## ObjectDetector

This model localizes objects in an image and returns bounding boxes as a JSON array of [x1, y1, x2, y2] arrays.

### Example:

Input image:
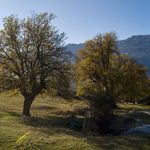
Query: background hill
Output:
[[66, 43, 84, 54], [66, 35, 150, 73], [119, 35, 150, 71]]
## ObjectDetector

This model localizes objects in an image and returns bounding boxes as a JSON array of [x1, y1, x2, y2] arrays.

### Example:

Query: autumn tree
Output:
[[76, 32, 119, 132], [0, 13, 70, 116], [76, 32, 150, 132], [76, 32, 118, 97], [117, 55, 150, 104]]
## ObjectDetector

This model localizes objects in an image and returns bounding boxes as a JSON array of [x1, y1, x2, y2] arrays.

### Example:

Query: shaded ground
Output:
[[0, 91, 150, 150], [111, 104, 150, 135]]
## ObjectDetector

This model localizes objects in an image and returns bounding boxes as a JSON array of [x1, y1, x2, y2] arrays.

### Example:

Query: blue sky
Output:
[[0, 0, 150, 43]]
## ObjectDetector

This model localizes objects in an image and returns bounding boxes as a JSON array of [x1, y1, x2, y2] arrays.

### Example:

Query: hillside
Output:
[[1, 91, 150, 149], [118, 35, 150, 71], [66, 43, 84, 54], [66, 35, 150, 72]]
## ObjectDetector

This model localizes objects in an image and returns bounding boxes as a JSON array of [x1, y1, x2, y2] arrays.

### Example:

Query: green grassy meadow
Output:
[[0, 91, 150, 150]]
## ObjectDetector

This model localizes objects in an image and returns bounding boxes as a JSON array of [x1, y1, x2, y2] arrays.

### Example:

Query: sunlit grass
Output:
[[118, 103, 150, 110], [0, 90, 150, 150]]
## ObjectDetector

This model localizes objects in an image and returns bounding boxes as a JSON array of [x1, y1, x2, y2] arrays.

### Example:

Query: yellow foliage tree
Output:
[[76, 32, 150, 132]]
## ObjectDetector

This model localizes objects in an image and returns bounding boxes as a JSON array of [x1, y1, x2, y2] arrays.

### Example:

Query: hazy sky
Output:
[[0, 0, 150, 43]]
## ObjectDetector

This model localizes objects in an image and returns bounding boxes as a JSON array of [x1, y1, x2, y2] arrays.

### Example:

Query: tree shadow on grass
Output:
[[7, 111, 21, 117], [86, 134, 150, 150], [2, 110, 84, 137], [21, 114, 84, 136], [0, 111, 21, 119], [32, 105, 56, 111], [3, 111, 150, 149]]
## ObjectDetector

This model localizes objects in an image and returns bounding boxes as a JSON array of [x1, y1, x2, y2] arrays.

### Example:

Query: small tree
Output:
[[47, 62, 73, 98], [0, 13, 70, 116]]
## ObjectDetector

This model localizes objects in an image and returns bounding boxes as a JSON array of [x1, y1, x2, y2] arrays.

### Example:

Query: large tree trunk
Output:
[[22, 95, 34, 117]]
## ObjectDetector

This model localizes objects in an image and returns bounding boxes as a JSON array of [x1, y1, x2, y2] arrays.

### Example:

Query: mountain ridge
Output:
[[66, 35, 150, 72]]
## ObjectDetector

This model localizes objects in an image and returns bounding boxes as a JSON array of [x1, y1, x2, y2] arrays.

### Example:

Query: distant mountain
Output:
[[66, 35, 150, 72], [118, 35, 150, 57], [66, 43, 84, 54], [118, 35, 150, 72]]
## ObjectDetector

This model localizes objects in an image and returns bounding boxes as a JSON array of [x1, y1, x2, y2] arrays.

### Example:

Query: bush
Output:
[[89, 92, 115, 133]]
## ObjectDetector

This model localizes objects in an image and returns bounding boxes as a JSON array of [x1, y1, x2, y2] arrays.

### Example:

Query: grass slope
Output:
[[0, 91, 150, 150]]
